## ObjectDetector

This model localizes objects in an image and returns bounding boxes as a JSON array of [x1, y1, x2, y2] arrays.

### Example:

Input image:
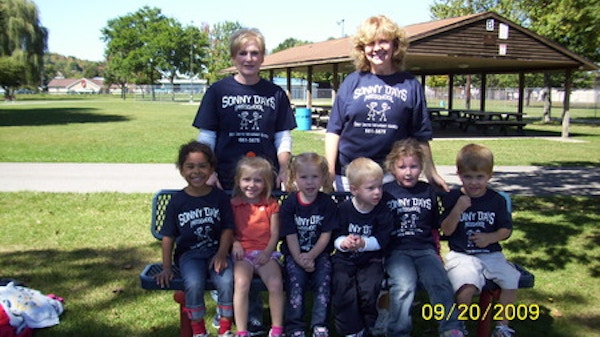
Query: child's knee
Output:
[[234, 276, 252, 292], [456, 284, 478, 300], [265, 277, 283, 292]]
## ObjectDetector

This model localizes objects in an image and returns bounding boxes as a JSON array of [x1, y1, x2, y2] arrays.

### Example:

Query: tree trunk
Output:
[[542, 73, 552, 123]]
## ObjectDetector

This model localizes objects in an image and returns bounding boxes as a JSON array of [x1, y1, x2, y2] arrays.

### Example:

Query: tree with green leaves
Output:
[[430, 0, 600, 121], [102, 6, 208, 100], [203, 21, 243, 85], [151, 19, 208, 101], [0, 56, 24, 98], [102, 7, 153, 99], [0, 0, 47, 97], [272, 38, 311, 54]]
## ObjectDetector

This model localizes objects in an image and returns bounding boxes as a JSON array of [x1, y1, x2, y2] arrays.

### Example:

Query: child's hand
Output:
[[232, 241, 244, 261], [469, 232, 495, 248], [455, 195, 472, 213], [206, 172, 222, 189], [255, 251, 270, 266], [342, 235, 361, 251], [298, 253, 315, 272], [211, 253, 228, 273], [153, 267, 173, 288]]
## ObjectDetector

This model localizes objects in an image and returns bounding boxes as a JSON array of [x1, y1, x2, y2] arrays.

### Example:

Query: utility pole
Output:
[[189, 21, 194, 103]]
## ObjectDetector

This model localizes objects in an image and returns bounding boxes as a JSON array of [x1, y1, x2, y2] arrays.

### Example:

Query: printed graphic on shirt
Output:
[[178, 206, 221, 250], [295, 214, 325, 252], [386, 197, 432, 237], [352, 84, 408, 135], [460, 210, 496, 250], [343, 222, 372, 258], [222, 94, 276, 145]]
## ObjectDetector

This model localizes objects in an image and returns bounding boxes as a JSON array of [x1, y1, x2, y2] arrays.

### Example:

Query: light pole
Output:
[[189, 21, 194, 103], [337, 19, 345, 37]]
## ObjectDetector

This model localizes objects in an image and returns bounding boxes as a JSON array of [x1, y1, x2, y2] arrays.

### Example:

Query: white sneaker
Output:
[[491, 324, 515, 337], [372, 308, 389, 336], [312, 326, 329, 337]]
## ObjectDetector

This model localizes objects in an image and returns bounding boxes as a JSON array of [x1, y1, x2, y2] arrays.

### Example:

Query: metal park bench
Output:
[[139, 189, 534, 337]]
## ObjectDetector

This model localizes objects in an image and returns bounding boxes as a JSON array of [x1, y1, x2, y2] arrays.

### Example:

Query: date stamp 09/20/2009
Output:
[[421, 303, 540, 321]]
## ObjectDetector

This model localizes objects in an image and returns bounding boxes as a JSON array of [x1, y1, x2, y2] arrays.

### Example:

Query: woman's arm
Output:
[[325, 132, 340, 184], [419, 140, 449, 192]]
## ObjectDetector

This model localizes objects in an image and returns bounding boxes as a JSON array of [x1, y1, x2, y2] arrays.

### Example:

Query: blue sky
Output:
[[34, 0, 435, 62]]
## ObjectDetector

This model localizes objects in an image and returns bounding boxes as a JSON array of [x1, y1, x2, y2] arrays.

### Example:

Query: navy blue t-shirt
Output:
[[279, 191, 338, 257], [332, 198, 394, 265], [383, 181, 439, 251], [441, 188, 512, 254], [327, 71, 432, 174], [192, 76, 296, 189], [159, 188, 235, 264]]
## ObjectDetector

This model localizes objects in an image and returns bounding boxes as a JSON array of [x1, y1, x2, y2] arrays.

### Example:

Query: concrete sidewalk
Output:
[[1, 162, 599, 196]]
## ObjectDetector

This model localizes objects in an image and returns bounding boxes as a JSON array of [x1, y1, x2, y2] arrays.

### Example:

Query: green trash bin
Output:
[[295, 108, 312, 131]]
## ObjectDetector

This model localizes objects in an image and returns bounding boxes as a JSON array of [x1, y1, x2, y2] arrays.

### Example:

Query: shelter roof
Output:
[[257, 12, 597, 75]]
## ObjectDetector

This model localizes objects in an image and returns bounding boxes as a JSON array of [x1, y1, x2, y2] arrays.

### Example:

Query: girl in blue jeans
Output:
[[280, 153, 337, 337], [382, 139, 463, 337], [154, 141, 235, 337]]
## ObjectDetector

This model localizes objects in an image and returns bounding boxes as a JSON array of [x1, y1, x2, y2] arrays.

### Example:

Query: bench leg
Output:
[[476, 289, 500, 337], [174, 291, 193, 337]]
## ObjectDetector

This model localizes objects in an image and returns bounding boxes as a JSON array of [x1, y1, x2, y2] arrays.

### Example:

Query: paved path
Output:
[[1, 163, 599, 196]]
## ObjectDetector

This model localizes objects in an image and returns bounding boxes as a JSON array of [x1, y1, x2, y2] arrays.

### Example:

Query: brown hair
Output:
[[285, 152, 333, 193], [176, 140, 217, 171], [456, 143, 494, 175], [351, 15, 409, 72]]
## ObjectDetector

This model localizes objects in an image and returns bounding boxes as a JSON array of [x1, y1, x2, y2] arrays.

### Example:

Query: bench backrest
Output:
[[149, 189, 512, 240], [150, 189, 353, 240]]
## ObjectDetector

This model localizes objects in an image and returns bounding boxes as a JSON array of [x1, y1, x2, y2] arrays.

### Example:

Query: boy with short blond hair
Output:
[[331, 157, 394, 337], [441, 144, 520, 337]]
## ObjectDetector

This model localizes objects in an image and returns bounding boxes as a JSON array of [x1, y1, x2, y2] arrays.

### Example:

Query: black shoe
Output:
[[248, 319, 267, 337]]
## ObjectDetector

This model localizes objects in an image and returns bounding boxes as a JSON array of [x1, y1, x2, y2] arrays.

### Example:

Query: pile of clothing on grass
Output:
[[0, 279, 64, 337]]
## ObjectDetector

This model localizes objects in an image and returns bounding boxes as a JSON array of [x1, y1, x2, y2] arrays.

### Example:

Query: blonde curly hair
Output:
[[351, 15, 409, 72]]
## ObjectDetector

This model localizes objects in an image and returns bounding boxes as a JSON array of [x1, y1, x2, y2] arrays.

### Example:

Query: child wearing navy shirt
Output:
[[383, 139, 463, 337], [331, 157, 393, 337], [441, 143, 520, 337], [154, 141, 235, 337], [280, 153, 337, 337]]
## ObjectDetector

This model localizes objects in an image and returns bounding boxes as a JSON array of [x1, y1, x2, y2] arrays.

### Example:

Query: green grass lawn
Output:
[[1, 97, 600, 336], [1, 96, 599, 165], [1, 193, 598, 337]]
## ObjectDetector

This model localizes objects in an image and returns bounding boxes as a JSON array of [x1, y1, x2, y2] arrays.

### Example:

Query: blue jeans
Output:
[[284, 254, 331, 334], [385, 249, 462, 336], [179, 250, 234, 321]]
